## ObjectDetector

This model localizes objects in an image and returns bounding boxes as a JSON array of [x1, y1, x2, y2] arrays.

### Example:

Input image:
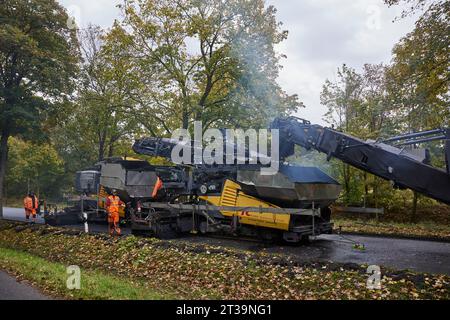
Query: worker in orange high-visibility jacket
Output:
[[106, 189, 125, 236], [23, 192, 39, 223], [152, 177, 163, 198]]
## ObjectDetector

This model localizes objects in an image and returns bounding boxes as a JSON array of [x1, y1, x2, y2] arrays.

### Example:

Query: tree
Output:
[[0, 0, 79, 217], [321, 64, 366, 203], [5, 137, 65, 200], [359, 64, 393, 138], [384, 0, 444, 17], [386, 1, 449, 130], [56, 25, 138, 164], [321, 64, 364, 133], [384, 0, 449, 220], [321, 64, 396, 206], [358, 64, 398, 208], [104, 0, 300, 134]]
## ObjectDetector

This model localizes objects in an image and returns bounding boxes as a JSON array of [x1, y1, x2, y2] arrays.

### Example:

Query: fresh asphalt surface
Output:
[[2, 207, 46, 224], [1, 207, 449, 299]]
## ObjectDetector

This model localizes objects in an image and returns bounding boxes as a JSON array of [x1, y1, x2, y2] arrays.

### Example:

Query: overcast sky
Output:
[[59, 0, 419, 125]]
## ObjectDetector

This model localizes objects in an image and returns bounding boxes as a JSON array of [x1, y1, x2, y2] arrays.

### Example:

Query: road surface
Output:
[[0, 271, 51, 300], [185, 234, 450, 275], [2, 207, 45, 224], [2, 207, 450, 275]]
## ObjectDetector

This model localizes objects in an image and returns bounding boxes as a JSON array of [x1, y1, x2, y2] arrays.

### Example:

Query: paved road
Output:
[[0, 271, 51, 300], [184, 234, 450, 275], [2, 207, 45, 224], [2, 207, 450, 275]]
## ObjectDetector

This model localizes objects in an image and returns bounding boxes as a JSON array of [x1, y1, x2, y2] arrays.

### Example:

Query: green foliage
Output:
[[104, 0, 300, 133], [5, 137, 66, 199], [321, 64, 364, 132], [1, 0, 447, 221], [320, 0, 449, 214], [386, 1, 449, 130], [0, 0, 79, 136], [0, 0, 79, 213], [53, 25, 139, 164], [319, 61, 446, 209], [320, 64, 369, 204], [49, 0, 303, 190], [320, 0, 449, 217]]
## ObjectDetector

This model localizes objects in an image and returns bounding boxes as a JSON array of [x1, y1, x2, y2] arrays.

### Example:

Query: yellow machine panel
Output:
[[200, 180, 291, 231]]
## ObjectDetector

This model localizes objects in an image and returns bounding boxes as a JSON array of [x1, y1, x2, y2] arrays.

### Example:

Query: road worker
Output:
[[23, 192, 39, 223], [152, 177, 163, 198], [106, 189, 125, 236]]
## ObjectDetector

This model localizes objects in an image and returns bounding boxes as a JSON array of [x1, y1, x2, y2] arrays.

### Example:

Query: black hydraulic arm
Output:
[[133, 137, 179, 161], [271, 117, 450, 205]]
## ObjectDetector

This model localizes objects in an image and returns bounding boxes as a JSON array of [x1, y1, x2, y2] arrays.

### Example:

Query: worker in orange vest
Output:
[[152, 177, 163, 198], [106, 189, 125, 236], [23, 192, 39, 223]]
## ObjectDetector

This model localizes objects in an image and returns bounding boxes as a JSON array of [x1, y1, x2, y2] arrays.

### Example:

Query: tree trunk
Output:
[[363, 172, 368, 207], [98, 131, 106, 162], [98, 146, 104, 162], [182, 106, 189, 130], [374, 177, 382, 210], [108, 143, 114, 158], [0, 128, 10, 219], [411, 191, 418, 223], [343, 164, 350, 204]]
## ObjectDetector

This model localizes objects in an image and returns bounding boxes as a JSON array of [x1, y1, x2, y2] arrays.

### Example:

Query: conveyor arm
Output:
[[271, 117, 450, 205]]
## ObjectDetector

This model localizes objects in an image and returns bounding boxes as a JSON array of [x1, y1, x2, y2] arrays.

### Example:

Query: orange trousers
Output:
[[25, 208, 36, 220], [108, 210, 121, 236]]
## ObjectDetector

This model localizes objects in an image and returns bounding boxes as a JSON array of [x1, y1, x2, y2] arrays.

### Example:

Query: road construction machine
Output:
[[47, 116, 449, 242]]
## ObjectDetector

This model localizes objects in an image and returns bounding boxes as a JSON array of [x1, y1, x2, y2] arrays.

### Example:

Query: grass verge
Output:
[[0, 220, 449, 300], [0, 246, 174, 300], [333, 218, 450, 242]]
